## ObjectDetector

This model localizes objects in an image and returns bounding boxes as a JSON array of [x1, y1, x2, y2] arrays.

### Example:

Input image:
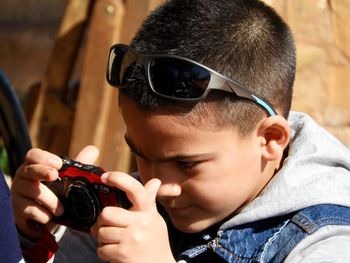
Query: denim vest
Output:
[[174, 204, 350, 262]]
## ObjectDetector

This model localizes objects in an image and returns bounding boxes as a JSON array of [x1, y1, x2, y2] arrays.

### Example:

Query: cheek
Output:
[[182, 164, 232, 207], [185, 155, 261, 210], [182, 174, 240, 226], [135, 159, 152, 184]]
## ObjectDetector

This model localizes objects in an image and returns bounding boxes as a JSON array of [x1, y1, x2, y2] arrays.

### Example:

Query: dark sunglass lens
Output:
[[108, 46, 137, 86], [149, 58, 210, 99]]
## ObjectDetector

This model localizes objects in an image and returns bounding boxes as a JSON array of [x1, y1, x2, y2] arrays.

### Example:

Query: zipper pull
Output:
[[207, 237, 219, 251]]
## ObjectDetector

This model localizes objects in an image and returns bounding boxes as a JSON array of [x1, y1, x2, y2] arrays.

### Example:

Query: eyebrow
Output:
[[124, 135, 147, 160], [124, 135, 213, 162]]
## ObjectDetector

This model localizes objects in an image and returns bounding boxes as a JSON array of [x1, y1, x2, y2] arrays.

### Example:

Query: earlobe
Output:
[[257, 116, 290, 161]]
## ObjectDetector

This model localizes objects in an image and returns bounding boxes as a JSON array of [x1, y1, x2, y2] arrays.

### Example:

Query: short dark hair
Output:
[[119, 0, 296, 135]]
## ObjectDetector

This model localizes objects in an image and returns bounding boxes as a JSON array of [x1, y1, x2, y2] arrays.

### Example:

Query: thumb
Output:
[[74, 145, 100, 164], [144, 178, 161, 203]]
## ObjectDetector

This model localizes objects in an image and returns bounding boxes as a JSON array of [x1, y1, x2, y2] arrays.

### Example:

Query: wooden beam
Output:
[[120, 0, 165, 44], [69, 0, 127, 170], [29, 0, 92, 155]]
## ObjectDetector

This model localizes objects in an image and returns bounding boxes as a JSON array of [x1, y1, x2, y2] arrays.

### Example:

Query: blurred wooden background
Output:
[[1, 0, 350, 174], [1, 0, 164, 173]]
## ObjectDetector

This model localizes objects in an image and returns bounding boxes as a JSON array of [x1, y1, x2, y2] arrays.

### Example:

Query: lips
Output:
[[164, 206, 192, 217], [158, 198, 192, 216]]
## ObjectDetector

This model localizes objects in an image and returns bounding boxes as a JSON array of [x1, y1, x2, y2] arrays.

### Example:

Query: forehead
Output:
[[121, 97, 201, 137], [120, 96, 219, 134], [120, 91, 238, 129], [120, 97, 243, 155]]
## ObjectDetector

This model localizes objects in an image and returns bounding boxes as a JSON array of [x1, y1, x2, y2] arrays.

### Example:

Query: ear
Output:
[[257, 116, 290, 161]]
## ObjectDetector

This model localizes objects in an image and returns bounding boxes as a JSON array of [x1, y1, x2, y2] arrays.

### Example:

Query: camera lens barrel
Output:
[[65, 181, 100, 231]]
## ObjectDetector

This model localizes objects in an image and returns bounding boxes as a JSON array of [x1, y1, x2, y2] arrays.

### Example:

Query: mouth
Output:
[[164, 206, 192, 217]]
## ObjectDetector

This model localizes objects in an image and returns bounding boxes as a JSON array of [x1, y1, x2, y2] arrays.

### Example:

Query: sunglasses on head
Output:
[[106, 44, 277, 116]]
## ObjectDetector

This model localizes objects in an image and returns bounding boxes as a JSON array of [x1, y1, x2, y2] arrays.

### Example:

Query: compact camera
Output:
[[44, 157, 131, 232]]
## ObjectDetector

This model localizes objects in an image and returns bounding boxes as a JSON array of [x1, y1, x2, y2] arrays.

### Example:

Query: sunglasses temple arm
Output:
[[251, 95, 277, 116], [225, 82, 277, 116]]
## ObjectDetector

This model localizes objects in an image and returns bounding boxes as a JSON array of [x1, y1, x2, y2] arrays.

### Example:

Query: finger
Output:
[[14, 198, 52, 240], [96, 226, 125, 244], [74, 145, 100, 164], [25, 148, 62, 169], [97, 244, 123, 262], [13, 197, 53, 231], [16, 163, 59, 182], [95, 206, 131, 229], [101, 172, 152, 211], [36, 183, 65, 216], [144, 178, 161, 203], [20, 199, 53, 224], [13, 178, 64, 217]]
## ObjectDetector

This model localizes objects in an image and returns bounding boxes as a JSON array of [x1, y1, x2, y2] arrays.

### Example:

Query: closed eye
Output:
[[176, 160, 201, 170]]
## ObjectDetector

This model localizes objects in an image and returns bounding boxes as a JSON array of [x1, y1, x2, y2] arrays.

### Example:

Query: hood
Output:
[[221, 111, 350, 229]]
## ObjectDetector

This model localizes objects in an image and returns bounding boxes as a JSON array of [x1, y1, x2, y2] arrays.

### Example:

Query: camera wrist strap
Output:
[[22, 226, 58, 263]]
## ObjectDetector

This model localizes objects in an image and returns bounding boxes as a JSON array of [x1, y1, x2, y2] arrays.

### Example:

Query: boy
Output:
[[11, 0, 350, 262]]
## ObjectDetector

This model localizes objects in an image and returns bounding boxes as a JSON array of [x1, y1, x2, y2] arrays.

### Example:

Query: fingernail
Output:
[[49, 157, 62, 168], [101, 173, 108, 182]]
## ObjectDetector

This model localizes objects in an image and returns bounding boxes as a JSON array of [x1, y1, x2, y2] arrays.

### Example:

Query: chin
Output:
[[172, 219, 213, 233]]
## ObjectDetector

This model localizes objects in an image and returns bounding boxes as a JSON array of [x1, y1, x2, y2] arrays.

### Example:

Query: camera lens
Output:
[[66, 182, 100, 230]]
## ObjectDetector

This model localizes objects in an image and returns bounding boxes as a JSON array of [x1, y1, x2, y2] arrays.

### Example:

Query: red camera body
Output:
[[44, 157, 131, 232]]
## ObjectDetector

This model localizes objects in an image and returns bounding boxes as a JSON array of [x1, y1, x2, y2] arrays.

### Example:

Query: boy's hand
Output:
[[91, 173, 176, 263], [11, 146, 99, 240]]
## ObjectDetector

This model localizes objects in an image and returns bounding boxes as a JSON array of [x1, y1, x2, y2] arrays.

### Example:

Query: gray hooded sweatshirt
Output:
[[23, 111, 350, 262]]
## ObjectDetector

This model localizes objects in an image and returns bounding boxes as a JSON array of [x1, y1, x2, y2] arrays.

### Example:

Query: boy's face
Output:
[[121, 97, 270, 233]]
